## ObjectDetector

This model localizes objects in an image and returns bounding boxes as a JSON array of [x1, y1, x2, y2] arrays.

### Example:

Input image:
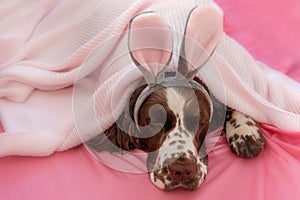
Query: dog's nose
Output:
[[168, 158, 196, 181]]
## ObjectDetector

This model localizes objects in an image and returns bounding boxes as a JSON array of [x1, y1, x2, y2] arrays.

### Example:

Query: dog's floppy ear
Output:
[[86, 83, 148, 153], [128, 11, 173, 83], [178, 6, 223, 79]]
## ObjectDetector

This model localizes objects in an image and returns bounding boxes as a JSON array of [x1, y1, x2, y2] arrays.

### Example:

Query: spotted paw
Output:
[[225, 110, 265, 158]]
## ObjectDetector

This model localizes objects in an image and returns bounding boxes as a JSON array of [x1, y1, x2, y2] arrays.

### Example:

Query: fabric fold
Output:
[[0, 0, 299, 157]]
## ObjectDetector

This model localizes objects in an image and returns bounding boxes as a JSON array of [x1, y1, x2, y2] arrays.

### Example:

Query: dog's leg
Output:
[[224, 107, 265, 158]]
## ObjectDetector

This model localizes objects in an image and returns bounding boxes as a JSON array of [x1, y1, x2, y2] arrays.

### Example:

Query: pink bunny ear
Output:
[[128, 12, 173, 81], [178, 6, 223, 78]]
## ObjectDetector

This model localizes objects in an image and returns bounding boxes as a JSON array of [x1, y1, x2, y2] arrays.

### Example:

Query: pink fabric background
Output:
[[1, 0, 300, 199]]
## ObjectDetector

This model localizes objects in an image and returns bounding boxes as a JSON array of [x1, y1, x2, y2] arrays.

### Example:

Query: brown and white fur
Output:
[[87, 76, 265, 190], [86, 7, 265, 191]]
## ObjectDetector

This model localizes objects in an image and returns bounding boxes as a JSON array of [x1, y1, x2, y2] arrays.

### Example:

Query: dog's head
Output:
[[127, 6, 222, 190], [129, 78, 211, 190]]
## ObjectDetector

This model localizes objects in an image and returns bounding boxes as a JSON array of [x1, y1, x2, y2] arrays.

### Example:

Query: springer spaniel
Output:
[[87, 6, 265, 191]]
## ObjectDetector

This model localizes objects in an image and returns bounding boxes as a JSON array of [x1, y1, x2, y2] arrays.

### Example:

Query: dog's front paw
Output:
[[225, 110, 265, 158]]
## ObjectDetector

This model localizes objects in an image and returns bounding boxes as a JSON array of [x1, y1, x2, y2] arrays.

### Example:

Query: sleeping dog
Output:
[[87, 6, 265, 191]]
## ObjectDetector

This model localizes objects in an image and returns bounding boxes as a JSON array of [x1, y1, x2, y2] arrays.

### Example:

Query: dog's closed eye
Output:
[[148, 104, 167, 124], [184, 115, 200, 132]]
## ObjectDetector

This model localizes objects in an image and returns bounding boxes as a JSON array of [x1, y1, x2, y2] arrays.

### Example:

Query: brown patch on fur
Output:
[[174, 133, 182, 138], [191, 77, 212, 151], [86, 112, 141, 152], [137, 88, 177, 152], [178, 140, 186, 144], [246, 121, 255, 126]]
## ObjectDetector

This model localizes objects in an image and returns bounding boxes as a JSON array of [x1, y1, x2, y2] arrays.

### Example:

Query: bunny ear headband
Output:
[[128, 6, 223, 129]]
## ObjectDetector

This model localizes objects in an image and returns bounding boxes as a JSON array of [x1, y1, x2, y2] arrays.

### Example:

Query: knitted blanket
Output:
[[0, 0, 299, 157]]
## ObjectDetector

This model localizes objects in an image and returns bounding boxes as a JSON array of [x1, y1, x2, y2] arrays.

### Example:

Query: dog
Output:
[[86, 6, 265, 191]]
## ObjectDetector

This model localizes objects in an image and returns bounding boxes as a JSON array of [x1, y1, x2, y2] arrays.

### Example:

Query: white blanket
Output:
[[0, 0, 299, 157]]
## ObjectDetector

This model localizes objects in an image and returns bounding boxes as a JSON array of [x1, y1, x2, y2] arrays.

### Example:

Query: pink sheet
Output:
[[1, 0, 300, 199]]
